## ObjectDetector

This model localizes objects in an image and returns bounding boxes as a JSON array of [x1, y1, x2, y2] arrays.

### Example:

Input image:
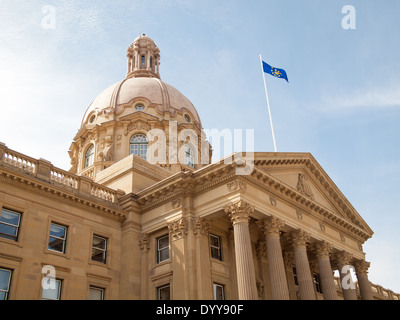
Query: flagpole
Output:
[[259, 54, 278, 152]]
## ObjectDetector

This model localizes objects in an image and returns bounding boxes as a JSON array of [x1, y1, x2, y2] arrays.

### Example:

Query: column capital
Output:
[[138, 233, 150, 252], [354, 260, 370, 275], [168, 217, 188, 241], [333, 251, 354, 267], [225, 200, 254, 225], [312, 240, 333, 258], [258, 216, 285, 238], [193, 217, 210, 237], [289, 229, 311, 248]]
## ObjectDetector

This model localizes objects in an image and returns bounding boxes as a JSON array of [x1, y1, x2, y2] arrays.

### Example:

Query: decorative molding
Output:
[[258, 216, 284, 238], [193, 217, 210, 237], [289, 229, 311, 248], [319, 222, 326, 232], [168, 218, 187, 241], [227, 179, 246, 192], [354, 260, 370, 275], [296, 210, 303, 220], [269, 196, 277, 207], [224, 200, 254, 225], [312, 240, 333, 257], [138, 233, 150, 251], [296, 173, 315, 200], [171, 198, 181, 209]]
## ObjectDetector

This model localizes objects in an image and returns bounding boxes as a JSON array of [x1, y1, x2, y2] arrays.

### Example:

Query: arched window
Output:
[[130, 134, 148, 160], [141, 55, 145, 67], [184, 144, 195, 168], [84, 145, 94, 168]]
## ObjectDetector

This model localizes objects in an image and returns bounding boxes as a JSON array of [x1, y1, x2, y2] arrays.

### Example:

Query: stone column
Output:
[[355, 260, 373, 300], [225, 200, 258, 300], [138, 233, 150, 300], [289, 230, 316, 300], [259, 217, 290, 300], [313, 241, 338, 300], [334, 251, 358, 300]]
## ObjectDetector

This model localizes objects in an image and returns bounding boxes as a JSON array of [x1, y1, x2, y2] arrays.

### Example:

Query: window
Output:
[[89, 286, 105, 300], [293, 265, 298, 286], [92, 235, 107, 264], [0, 268, 12, 300], [313, 273, 322, 294], [130, 134, 148, 160], [157, 284, 170, 300], [184, 144, 195, 168], [135, 104, 145, 111], [84, 144, 94, 168], [184, 114, 191, 122], [0, 208, 21, 241], [157, 234, 169, 263], [141, 55, 145, 66], [48, 223, 67, 253], [210, 234, 222, 261], [213, 283, 225, 300], [42, 279, 62, 300]]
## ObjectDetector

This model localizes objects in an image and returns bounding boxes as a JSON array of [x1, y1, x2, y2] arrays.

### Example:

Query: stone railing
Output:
[[0, 143, 124, 206]]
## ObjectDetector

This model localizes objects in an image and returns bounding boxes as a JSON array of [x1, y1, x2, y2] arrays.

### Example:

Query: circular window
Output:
[[135, 104, 145, 111], [89, 114, 96, 123], [184, 114, 191, 123]]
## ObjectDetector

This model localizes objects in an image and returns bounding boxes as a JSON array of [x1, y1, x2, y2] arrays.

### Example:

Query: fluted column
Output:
[[313, 241, 338, 300], [259, 217, 290, 300], [225, 200, 258, 300], [289, 230, 316, 300], [355, 260, 373, 300], [334, 251, 358, 300]]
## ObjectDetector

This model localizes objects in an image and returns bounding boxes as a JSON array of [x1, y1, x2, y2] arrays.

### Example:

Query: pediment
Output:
[[253, 152, 373, 236]]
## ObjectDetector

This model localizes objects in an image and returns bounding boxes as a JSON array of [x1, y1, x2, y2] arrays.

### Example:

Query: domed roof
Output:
[[80, 35, 201, 129]]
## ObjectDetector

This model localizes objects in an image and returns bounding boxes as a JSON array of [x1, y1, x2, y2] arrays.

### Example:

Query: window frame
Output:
[[157, 234, 170, 264], [129, 134, 148, 160], [0, 208, 22, 242], [157, 284, 171, 300], [48, 223, 68, 254], [184, 143, 195, 168], [292, 265, 298, 286], [89, 286, 105, 300], [210, 233, 222, 261], [0, 268, 12, 300], [313, 272, 322, 294], [84, 144, 94, 168], [41, 278, 62, 300], [213, 283, 225, 300], [91, 234, 107, 264]]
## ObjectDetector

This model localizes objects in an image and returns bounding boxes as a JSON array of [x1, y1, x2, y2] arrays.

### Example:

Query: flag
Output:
[[262, 61, 289, 82]]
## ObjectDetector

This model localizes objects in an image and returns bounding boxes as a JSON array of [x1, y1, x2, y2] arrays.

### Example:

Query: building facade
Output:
[[0, 35, 398, 300]]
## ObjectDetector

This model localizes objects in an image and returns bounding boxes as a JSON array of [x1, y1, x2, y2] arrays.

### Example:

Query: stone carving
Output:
[[138, 233, 149, 251], [319, 222, 326, 232], [258, 216, 284, 238], [172, 198, 181, 209], [269, 196, 277, 207], [289, 229, 311, 248], [168, 218, 187, 240], [296, 210, 303, 220], [296, 173, 314, 200], [313, 240, 333, 257], [227, 180, 247, 192], [224, 200, 254, 224], [125, 120, 151, 136], [193, 217, 209, 237]]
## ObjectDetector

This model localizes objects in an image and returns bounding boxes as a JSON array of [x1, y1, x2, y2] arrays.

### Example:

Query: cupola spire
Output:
[[126, 34, 161, 79]]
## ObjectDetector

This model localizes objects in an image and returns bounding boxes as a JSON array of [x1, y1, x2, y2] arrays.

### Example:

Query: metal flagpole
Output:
[[259, 54, 277, 152]]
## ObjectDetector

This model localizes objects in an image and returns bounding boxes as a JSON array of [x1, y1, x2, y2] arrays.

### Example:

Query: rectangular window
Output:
[[42, 279, 62, 300], [313, 273, 322, 293], [92, 235, 107, 264], [89, 286, 105, 300], [0, 268, 12, 300], [48, 223, 67, 253], [157, 284, 170, 300], [157, 234, 169, 263], [213, 283, 225, 300], [0, 208, 21, 241], [293, 265, 298, 286], [210, 234, 222, 261]]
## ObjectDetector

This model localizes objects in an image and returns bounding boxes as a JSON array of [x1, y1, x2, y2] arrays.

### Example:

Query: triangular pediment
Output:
[[253, 152, 373, 237]]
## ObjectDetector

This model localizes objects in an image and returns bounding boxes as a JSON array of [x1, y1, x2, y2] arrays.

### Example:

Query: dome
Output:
[[81, 77, 202, 128]]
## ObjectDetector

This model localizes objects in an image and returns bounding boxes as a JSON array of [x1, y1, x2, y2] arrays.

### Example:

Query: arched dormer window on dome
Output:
[[84, 144, 94, 168], [184, 144, 195, 168], [130, 134, 148, 160]]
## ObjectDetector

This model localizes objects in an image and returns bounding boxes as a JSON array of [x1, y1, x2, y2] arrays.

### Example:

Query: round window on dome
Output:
[[184, 114, 191, 123], [135, 104, 145, 111], [89, 114, 96, 123]]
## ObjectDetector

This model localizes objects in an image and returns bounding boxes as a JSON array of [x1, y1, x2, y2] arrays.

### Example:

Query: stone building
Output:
[[0, 34, 398, 300]]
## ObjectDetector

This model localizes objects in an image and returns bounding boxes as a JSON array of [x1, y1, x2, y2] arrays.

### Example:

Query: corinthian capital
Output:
[[168, 217, 187, 241], [289, 229, 311, 248], [313, 240, 333, 258], [333, 251, 354, 268], [224, 200, 254, 225], [138, 233, 150, 251], [354, 260, 370, 275], [258, 216, 285, 238]]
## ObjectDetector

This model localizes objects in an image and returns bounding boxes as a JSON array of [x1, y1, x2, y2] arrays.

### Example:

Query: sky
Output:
[[1, 0, 399, 295]]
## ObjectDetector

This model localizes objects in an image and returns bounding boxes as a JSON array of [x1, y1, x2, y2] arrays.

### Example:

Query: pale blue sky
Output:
[[1, 0, 400, 294]]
